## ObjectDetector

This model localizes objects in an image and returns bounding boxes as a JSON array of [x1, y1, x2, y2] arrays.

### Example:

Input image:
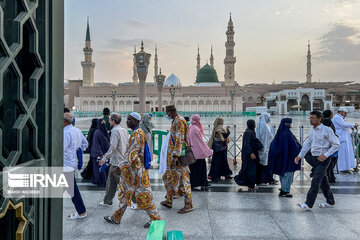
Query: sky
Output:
[[65, 0, 360, 86]]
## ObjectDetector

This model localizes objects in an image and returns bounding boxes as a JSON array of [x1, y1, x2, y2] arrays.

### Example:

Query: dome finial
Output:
[[230, 12, 232, 21]]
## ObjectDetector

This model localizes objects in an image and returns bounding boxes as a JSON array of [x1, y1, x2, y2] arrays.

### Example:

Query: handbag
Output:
[[212, 140, 227, 152], [179, 145, 196, 167]]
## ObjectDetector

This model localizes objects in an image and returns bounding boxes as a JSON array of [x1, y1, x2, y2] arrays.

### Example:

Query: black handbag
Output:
[[179, 145, 196, 167], [212, 140, 227, 152]]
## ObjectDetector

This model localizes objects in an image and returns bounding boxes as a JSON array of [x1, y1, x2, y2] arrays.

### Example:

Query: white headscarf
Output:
[[256, 112, 274, 165]]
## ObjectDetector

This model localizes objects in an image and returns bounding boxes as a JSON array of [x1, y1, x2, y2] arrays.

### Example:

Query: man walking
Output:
[[104, 112, 160, 228], [99, 113, 129, 207], [332, 107, 358, 173], [160, 105, 193, 214], [64, 113, 87, 220], [295, 111, 340, 210]]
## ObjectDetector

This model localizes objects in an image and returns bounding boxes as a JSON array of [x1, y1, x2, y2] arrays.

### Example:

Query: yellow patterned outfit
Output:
[[162, 115, 193, 207], [112, 128, 160, 223]]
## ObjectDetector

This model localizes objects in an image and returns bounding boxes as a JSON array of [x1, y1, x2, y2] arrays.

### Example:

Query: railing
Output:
[[81, 126, 360, 170], [73, 111, 256, 118]]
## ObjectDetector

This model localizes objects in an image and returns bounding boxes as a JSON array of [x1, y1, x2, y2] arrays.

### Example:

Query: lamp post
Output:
[[169, 87, 176, 105], [156, 69, 166, 112], [230, 88, 236, 112], [111, 90, 117, 112], [134, 41, 151, 116]]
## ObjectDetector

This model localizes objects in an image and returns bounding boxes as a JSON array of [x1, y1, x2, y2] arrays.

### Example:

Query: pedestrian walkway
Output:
[[63, 160, 360, 240]]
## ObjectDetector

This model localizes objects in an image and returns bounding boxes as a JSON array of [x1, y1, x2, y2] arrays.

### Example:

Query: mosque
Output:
[[65, 15, 242, 112], [64, 15, 360, 113]]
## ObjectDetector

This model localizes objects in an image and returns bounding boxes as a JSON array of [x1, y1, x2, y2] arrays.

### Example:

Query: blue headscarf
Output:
[[268, 118, 301, 176]]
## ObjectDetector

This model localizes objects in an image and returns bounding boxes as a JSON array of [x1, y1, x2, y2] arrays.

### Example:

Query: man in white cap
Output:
[[104, 112, 160, 228], [332, 107, 359, 173]]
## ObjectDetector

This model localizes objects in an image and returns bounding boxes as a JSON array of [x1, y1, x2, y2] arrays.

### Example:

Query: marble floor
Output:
[[63, 160, 360, 240]]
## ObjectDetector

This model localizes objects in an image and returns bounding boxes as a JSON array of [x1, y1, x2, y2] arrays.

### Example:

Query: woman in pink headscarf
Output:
[[189, 114, 212, 188]]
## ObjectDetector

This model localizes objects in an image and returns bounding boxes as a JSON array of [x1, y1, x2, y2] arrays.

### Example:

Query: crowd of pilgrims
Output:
[[63, 105, 356, 226]]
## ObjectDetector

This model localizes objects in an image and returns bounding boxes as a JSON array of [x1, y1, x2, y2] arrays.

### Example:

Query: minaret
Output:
[[306, 40, 312, 83], [210, 45, 214, 68], [81, 17, 95, 86], [154, 45, 158, 82], [224, 13, 236, 86], [132, 46, 138, 84], [196, 45, 201, 73]]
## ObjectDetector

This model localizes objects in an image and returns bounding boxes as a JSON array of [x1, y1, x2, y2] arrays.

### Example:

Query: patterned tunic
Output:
[[162, 115, 192, 207], [112, 128, 160, 222]]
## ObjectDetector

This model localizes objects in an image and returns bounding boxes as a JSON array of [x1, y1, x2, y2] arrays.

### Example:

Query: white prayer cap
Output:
[[338, 107, 348, 113], [130, 112, 141, 121]]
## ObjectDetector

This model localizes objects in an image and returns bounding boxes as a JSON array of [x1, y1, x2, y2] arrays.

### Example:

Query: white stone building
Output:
[[266, 88, 333, 114]]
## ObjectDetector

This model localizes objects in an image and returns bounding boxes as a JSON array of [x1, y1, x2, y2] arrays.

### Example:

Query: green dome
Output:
[[195, 64, 219, 84]]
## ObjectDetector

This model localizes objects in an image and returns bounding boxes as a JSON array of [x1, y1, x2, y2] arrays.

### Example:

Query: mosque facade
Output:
[[66, 15, 243, 112], [64, 16, 360, 113]]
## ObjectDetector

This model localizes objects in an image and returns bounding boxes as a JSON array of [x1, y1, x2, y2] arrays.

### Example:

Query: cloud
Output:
[[168, 41, 192, 48], [315, 23, 360, 62], [101, 38, 157, 51], [124, 18, 158, 29]]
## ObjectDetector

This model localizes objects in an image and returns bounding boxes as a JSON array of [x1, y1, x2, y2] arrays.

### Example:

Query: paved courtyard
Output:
[[63, 159, 360, 240]]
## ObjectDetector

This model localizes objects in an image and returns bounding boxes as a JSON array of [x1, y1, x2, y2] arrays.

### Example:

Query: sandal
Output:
[[104, 216, 120, 224], [130, 204, 138, 210], [318, 203, 334, 208], [297, 202, 311, 211], [177, 206, 193, 214], [160, 201, 172, 208], [67, 212, 87, 220]]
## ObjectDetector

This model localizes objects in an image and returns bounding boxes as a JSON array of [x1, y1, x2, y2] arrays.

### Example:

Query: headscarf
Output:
[[247, 119, 256, 132], [97, 119, 110, 141], [90, 118, 98, 129], [190, 114, 204, 136], [140, 113, 154, 135], [256, 113, 274, 165], [268, 118, 301, 176], [85, 118, 98, 154], [91, 119, 110, 157], [208, 117, 228, 148]]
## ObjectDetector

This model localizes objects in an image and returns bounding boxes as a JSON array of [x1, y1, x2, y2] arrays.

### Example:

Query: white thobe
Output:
[[332, 114, 355, 171]]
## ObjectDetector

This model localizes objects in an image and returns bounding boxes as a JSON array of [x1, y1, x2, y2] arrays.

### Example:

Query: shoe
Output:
[[160, 201, 172, 208], [269, 180, 278, 185], [177, 206, 193, 214], [99, 202, 112, 207], [144, 221, 152, 228], [298, 202, 311, 211], [340, 170, 352, 174], [104, 216, 120, 224], [225, 176, 233, 180], [279, 191, 293, 198], [318, 203, 335, 208], [130, 204, 138, 210], [67, 212, 87, 220]]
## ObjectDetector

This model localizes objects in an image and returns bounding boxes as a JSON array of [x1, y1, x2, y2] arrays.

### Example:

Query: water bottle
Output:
[[98, 157, 108, 173]]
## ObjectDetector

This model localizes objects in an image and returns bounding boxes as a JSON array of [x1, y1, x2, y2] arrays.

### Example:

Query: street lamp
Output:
[[134, 41, 151, 116], [156, 68, 166, 112], [111, 90, 117, 112], [230, 88, 236, 112], [169, 87, 176, 105]]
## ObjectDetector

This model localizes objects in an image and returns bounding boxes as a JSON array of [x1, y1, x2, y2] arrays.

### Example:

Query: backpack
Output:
[[144, 141, 152, 170]]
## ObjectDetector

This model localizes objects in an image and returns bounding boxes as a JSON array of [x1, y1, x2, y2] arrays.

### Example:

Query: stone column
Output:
[[134, 41, 151, 116], [230, 88, 236, 112], [156, 71, 166, 112], [170, 87, 176, 106]]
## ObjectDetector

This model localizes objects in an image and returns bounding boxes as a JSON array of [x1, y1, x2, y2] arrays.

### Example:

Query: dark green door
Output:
[[0, 0, 64, 239]]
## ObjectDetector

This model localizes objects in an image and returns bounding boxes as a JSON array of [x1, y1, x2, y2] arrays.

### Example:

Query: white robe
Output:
[[332, 114, 355, 171], [256, 113, 274, 166]]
